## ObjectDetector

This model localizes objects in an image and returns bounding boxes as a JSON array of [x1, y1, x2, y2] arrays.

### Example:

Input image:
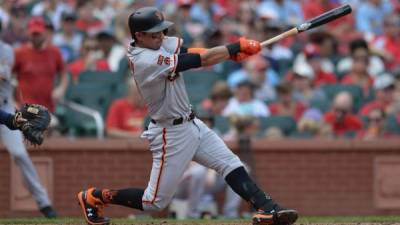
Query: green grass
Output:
[[0, 216, 399, 224]]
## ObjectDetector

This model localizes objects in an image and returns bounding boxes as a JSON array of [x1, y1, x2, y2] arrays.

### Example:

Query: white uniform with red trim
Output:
[[127, 37, 244, 211]]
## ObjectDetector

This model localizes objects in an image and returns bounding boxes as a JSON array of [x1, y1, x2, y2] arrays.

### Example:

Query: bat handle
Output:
[[261, 28, 299, 47]]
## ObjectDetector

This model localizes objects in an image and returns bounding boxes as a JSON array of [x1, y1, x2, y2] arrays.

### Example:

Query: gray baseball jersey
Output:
[[0, 40, 51, 209], [127, 37, 243, 211]]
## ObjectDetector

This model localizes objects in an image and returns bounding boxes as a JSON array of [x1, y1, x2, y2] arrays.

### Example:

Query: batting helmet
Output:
[[128, 7, 173, 38]]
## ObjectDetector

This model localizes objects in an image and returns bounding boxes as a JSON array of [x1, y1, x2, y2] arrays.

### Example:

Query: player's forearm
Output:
[[200, 46, 230, 67]]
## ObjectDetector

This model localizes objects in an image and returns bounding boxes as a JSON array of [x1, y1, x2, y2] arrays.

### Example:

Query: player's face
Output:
[[136, 31, 164, 50]]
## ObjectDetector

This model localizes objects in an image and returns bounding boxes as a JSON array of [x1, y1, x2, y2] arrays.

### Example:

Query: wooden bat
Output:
[[261, 4, 352, 47]]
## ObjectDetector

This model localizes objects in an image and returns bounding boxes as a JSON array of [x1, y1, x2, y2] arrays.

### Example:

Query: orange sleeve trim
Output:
[[188, 48, 208, 54]]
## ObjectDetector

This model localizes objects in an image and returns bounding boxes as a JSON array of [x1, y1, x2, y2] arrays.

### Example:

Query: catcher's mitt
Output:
[[16, 104, 51, 145]]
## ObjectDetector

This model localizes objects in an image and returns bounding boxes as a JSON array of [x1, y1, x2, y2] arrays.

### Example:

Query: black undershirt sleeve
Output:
[[180, 46, 188, 53], [175, 53, 202, 73]]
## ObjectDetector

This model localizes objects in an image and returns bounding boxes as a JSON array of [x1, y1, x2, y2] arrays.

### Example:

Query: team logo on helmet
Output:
[[155, 11, 163, 21]]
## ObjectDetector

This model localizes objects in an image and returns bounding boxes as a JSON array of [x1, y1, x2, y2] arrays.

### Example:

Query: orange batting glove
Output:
[[239, 37, 261, 55], [230, 52, 251, 62]]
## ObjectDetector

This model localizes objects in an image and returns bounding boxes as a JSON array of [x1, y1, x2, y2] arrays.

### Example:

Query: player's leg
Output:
[[0, 121, 57, 218], [192, 118, 297, 225], [78, 122, 201, 224]]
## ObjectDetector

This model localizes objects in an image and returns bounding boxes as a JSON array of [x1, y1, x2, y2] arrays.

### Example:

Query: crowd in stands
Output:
[[1, 0, 400, 140]]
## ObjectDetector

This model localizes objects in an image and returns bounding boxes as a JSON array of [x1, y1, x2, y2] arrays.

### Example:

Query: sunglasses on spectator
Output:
[[334, 108, 348, 114], [368, 117, 383, 122]]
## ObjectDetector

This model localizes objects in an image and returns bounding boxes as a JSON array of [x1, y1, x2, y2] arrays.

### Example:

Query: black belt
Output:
[[151, 111, 195, 125]]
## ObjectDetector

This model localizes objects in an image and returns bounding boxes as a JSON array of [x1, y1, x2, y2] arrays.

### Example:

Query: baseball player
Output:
[[77, 7, 298, 225], [0, 20, 57, 218]]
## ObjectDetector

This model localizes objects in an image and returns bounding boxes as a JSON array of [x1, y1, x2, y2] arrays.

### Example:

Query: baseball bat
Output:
[[261, 4, 352, 47]]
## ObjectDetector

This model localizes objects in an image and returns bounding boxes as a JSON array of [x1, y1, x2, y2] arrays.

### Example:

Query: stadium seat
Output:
[[78, 71, 120, 84], [320, 84, 364, 112], [386, 115, 400, 135], [258, 116, 297, 136], [66, 82, 114, 118], [213, 116, 230, 135], [183, 70, 221, 106]]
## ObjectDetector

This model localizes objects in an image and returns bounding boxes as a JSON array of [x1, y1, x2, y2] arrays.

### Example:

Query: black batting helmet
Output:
[[128, 7, 173, 39]]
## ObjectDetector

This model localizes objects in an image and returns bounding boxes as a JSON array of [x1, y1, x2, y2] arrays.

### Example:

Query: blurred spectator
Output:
[[323, 91, 363, 136], [93, 0, 116, 28], [260, 20, 293, 61], [360, 73, 396, 116], [308, 31, 338, 65], [68, 35, 109, 82], [357, 107, 391, 139], [171, 161, 242, 219], [52, 11, 83, 62], [297, 108, 333, 138], [355, 0, 393, 36], [227, 55, 278, 102], [370, 14, 400, 70], [0, 5, 29, 47], [31, 0, 73, 31], [257, 0, 304, 26], [13, 17, 69, 112], [201, 81, 232, 116], [223, 115, 260, 141], [234, 2, 256, 38], [190, 0, 225, 27], [340, 44, 374, 96], [75, 1, 105, 35], [337, 38, 385, 78], [269, 82, 307, 121], [113, 8, 132, 47], [106, 78, 147, 138], [222, 80, 270, 117], [96, 30, 126, 72], [291, 43, 337, 86], [290, 63, 327, 106], [264, 127, 284, 139]]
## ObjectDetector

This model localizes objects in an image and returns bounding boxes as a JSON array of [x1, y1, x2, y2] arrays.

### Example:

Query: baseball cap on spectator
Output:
[[293, 62, 314, 79], [257, 6, 278, 20], [303, 43, 321, 59], [178, 0, 193, 7], [373, 73, 395, 90], [28, 17, 46, 34]]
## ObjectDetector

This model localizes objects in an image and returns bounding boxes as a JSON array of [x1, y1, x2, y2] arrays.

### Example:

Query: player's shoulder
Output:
[[162, 36, 182, 54]]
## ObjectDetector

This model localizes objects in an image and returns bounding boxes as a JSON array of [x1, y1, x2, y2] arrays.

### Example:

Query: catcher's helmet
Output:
[[128, 7, 173, 38]]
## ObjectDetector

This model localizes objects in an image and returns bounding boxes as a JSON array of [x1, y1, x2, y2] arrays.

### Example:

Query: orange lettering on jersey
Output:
[[164, 57, 171, 65], [157, 55, 164, 65]]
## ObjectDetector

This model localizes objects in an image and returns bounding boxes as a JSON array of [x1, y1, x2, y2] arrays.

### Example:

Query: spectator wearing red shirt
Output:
[[289, 44, 337, 87], [269, 82, 307, 121], [360, 73, 396, 116], [341, 43, 374, 97], [357, 107, 392, 139], [106, 78, 147, 138], [68, 36, 109, 82], [324, 91, 363, 136], [13, 17, 69, 112], [371, 14, 400, 70]]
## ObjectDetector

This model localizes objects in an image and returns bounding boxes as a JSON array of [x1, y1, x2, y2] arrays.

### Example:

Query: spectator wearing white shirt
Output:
[[223, 80, 270, 117]]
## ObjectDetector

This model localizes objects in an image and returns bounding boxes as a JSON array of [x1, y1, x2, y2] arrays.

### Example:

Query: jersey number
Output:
[[157, 55, 171, 66]]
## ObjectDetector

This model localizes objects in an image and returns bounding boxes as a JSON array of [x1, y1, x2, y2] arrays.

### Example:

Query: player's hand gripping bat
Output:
[[261, 4, 352, 47]]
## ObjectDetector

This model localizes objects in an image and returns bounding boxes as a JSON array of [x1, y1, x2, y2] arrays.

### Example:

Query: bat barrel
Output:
[[297, 4, 352, 33]]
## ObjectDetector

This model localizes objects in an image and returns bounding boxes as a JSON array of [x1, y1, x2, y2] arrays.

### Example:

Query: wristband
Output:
[[226, 42, 241, 56]]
